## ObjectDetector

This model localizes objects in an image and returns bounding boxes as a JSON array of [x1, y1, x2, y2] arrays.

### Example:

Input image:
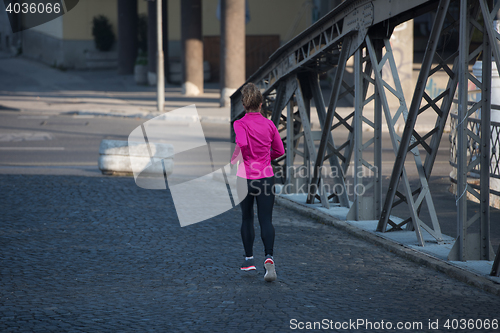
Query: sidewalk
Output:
[[2, 53, 498, 297], [0, 52, 231, 122], [274, 192, 500, 296]]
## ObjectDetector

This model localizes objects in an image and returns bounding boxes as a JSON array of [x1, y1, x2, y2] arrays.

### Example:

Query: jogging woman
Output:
[[231, 82, 285, 282]]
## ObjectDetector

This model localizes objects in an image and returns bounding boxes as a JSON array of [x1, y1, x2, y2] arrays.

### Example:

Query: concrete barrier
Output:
[[98, 139, 174, 176]]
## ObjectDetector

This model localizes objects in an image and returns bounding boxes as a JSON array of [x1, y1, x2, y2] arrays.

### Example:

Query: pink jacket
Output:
[[231, 112, 285, 179]]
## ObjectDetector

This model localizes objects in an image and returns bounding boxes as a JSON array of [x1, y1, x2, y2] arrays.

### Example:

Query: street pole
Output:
[[157, 0, 165, 111]]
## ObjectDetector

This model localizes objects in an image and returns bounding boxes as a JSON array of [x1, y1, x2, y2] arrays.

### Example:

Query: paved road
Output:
[[0, 111, 230, 170], [1, 109, 499, 261], [1, 174, 500, 332]]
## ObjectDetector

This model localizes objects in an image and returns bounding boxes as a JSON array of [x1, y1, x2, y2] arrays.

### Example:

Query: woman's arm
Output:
[[270, 125, 285, 160], [230, 144, 242, 165], [231, 121, 248, 165]]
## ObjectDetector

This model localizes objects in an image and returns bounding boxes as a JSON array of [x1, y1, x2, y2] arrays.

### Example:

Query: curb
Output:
[[275, 195, 500, 296]]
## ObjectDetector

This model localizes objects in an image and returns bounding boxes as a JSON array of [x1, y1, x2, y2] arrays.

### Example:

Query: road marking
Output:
[[72, 115, 95, 119], [0, 147, 65, 151], [0, 132, 54, 142], [17, 116, 50, 119], [41, 121, 89, 126]]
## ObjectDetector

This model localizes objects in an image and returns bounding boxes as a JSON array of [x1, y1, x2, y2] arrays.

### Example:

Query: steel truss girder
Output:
[[378, 0, 453, 240], [365, 34, 442, 247], [294, 79, 332, 207], [481, 0, 500, 276], [268, 75, 348, 209], [285, 101, 303, 185], [230, 0, 500, 267], [347, 47, 383, 220], [271, 77, 298, 127], [307, 36, 354, 206], [448, 0, 497, 261], [306, 73, 350, 207], [230, 0, 435, 122], [271, 78, 298, 184]]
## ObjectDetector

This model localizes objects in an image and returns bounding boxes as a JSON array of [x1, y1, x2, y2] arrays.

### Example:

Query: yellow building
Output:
[[20, 0, 315, 72]]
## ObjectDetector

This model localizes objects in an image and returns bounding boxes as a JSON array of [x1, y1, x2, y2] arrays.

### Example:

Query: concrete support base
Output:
[[148, 72, 157, 86], [98, 140, 174, 175], [182, 82, 202, 96], [220, 88, 237, 107]]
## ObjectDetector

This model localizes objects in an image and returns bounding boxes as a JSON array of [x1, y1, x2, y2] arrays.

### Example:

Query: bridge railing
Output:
[[449, 102, 500, 185]]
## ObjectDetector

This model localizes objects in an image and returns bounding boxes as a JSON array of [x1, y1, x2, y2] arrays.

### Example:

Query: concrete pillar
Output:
[[181, 0, 203, 96], [118, 0, 138, 75], [148, 0, 169, 86], [219, 0, 245, 107], [147, 1, 157, 84]]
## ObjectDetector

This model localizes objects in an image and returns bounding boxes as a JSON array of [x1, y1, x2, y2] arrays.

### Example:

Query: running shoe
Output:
[[240, 257, 256, 271], [264, 255, 277, 282]]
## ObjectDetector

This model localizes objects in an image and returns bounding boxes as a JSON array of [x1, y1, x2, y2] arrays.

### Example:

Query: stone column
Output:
[[148, 0, 169, 85], [118, 0, 138, 75], [219, 0, 245, 107], [181, 0, 203, 96]]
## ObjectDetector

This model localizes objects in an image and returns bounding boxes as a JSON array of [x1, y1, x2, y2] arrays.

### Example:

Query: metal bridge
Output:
[[230, 0, 500, 275]]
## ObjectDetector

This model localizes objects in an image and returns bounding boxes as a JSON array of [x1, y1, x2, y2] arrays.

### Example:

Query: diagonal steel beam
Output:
[[423, 3, 479, 181], [449, 0, 496, 261], [308, 73, 350, 207], [271, 83, 286, 127], [480, 0, 500, 84], [378, 0, 450, 232], [366, 35, 443, 246], [271, 77, 298, 127], [493, 241, 500, 276], [295, 76, 331, 208], [307, 35, 353, 205]]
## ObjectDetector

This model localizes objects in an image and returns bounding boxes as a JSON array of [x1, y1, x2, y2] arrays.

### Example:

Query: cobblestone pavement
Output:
[[1, 175, 500, 333]]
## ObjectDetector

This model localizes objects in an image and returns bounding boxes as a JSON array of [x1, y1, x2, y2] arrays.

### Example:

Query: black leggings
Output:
[[237, 176, 275, 257]]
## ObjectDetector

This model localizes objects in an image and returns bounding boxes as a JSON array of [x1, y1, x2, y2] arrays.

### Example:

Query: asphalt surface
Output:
[[2, 174, 500, 332], [0, 111, 229, 167]]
